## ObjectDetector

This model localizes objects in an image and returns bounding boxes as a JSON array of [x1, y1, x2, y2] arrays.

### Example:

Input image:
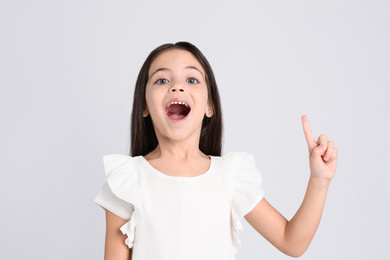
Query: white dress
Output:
[[95, 152, 264, 260]]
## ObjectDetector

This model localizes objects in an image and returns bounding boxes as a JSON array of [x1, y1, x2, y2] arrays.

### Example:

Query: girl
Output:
[[95, 42, 338, 260]]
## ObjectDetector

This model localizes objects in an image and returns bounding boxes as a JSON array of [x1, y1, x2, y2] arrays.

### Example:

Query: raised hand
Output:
[[301, 115, 338, 182]]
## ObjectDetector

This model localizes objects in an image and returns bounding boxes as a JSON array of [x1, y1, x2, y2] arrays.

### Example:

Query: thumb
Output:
[[311, 144, 326, 158]]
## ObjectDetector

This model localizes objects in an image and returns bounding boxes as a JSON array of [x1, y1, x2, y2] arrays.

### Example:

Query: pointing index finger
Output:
[[301, 115, 317, 151]]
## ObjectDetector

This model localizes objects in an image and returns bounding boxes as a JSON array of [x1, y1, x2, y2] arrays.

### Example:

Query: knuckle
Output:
[[314, 146, 323, 154]]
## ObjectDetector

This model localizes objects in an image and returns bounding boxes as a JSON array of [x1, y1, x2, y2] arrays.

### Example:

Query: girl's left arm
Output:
[[245, 115, 338, 257]]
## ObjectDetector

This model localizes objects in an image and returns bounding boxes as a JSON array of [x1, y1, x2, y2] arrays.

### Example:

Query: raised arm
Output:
[[245, 115, 338, 257], [104, 209, 132, 260]]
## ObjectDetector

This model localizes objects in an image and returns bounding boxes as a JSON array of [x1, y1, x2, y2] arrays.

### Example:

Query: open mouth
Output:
[[165, 101, 191, 120]]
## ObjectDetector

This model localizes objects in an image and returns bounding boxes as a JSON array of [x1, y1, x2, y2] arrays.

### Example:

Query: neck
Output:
[[146, 134, 206, 161]]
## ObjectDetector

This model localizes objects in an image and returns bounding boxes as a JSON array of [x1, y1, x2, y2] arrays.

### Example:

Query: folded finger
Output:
[[317, 134, 328, 156], [323, 141, 334, 161], [329, 148, 338, 163]]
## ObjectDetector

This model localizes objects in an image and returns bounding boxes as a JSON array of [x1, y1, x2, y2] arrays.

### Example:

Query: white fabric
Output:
[[95, 152, 264, 260]]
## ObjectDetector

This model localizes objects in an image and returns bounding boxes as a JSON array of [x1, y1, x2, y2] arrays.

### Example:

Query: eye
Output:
[[156, 78, 169, 85], [187, 78, 199, 84]]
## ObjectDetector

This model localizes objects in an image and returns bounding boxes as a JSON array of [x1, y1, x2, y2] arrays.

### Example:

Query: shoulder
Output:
[[217, 152, 257, 169], [214, 152, 262, 189], [96, 154, 143, 215], [103, 154, 148, 177], [102, 154, 142, 172]]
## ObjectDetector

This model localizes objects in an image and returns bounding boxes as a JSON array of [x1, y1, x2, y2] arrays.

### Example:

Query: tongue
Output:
[[167, 104, 188, 120]]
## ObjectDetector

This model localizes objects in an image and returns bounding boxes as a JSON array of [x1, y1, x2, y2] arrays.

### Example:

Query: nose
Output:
[[169, 81, 185, 93]]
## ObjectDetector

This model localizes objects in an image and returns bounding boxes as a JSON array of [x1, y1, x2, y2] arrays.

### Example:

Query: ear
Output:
[[205, 102, 214, 118], [143, 108, 149, 117]]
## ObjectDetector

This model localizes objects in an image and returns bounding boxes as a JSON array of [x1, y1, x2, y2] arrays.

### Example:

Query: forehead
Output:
[[149, 49, 205, 76]]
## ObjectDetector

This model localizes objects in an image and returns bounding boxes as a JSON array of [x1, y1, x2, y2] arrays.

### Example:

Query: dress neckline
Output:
[[139, 155, 214, 180]]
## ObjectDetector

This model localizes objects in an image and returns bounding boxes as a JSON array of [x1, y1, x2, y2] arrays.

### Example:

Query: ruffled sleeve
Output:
[[94, 154, 142, 248], [222, 152, 265, 257]]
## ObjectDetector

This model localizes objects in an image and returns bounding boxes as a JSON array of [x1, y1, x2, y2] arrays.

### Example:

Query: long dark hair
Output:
[[130, 42, 223, 157]]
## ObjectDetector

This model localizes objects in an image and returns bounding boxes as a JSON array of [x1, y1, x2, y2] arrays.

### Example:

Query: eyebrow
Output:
[[149, 66, 204, 79], [185, 66, 204, 77], [150, 68, 169, 79]]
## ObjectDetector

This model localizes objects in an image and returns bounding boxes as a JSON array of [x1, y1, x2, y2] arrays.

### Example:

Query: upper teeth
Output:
[[167, 101, 189, 107]]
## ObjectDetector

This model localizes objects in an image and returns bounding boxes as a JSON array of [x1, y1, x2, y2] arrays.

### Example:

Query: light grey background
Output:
[[1, 0, 389, 259]]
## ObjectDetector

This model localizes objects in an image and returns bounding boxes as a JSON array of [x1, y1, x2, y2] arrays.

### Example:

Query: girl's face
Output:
[[145, 49, 213, 144]]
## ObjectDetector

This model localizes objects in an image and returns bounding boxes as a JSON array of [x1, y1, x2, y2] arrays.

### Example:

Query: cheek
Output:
[[144, 86, 154, 106], [145, 88, 162, 112], [201, 87, 210, 109]]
